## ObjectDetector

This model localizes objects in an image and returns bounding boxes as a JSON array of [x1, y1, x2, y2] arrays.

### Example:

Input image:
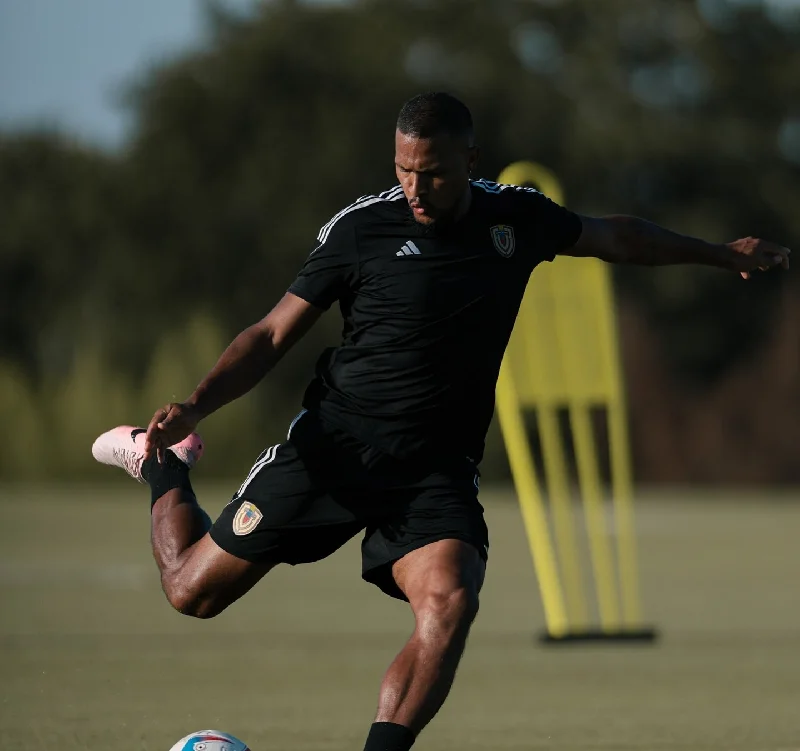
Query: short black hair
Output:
[[396, 92, 474, 144]]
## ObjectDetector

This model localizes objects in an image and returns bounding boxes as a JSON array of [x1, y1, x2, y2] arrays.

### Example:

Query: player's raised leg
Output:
[[364, 539, 485, 750], [92, 425, 274, 618]]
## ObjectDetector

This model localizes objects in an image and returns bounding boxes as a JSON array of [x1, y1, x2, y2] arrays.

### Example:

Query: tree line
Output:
[[1, 0, 797, 482]]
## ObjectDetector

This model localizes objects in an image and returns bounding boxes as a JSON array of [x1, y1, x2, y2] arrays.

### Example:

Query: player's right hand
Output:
[[144, 402, 201, 464]]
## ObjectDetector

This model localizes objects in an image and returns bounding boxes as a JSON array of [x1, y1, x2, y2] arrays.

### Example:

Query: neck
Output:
[[452, 182, 473, 223]]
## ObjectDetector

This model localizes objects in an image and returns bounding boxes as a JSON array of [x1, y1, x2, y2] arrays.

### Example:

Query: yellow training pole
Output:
[[554, 259, 620, 631], [496, 362, 569, 638], [569, 403, 620, 630], [498, 161, 588, 630], [536, 404, 589, 630], [495, 159, 656, 643], [595, 262, 644, 628], [607, 402, 642, 627]]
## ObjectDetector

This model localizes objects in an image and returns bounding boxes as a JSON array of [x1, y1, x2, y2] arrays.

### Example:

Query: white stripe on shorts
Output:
[[233, 443, 279, 501], [230, 410, 307, 504]]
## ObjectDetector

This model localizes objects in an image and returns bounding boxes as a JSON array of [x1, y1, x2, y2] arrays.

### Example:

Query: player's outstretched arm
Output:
[[144, 292, 322, 462], [562, 215, 790, 279]]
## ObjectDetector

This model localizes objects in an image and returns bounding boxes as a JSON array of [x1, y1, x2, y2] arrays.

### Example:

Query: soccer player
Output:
[[92, 92, 790, 751]]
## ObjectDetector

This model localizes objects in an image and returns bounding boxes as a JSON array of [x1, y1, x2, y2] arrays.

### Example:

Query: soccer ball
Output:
[[168, 730, 250, 751]]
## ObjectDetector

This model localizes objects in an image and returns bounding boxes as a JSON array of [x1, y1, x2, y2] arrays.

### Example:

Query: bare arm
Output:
[[185, 292, 322, 419], [144, 292, 323, 461], [564, 215, 790, 279]]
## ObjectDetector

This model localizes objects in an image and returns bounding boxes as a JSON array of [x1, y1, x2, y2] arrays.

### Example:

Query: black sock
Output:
[[141, 451, 196, 509], [363, 722, 415, 751]]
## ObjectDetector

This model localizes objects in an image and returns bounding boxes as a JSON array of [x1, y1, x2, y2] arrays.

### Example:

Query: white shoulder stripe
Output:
[[379, 185, 405, 199], [316, 195, 370, 242], [317, 186, 404, 242], [320, 192, 374, 230], [317, 186, 405, 243]]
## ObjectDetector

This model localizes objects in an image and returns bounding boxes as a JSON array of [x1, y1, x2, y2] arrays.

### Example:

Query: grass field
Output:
[[1, 483, 799, 751]]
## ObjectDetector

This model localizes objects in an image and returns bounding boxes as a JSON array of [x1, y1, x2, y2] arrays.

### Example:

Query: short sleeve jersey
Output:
[[288, 179, 582, 464]]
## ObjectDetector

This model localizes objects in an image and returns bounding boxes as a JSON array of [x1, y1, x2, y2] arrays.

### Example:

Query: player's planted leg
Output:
[[363, 539, 485, 751]]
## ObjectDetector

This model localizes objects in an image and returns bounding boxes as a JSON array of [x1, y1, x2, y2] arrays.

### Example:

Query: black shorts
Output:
[[210, 410, 489, 601]]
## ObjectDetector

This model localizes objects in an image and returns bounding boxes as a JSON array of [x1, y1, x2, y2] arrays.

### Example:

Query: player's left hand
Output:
[[728, 237, 791, 279]]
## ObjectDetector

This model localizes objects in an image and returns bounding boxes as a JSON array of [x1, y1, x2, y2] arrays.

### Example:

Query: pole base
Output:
[[539, 627, 659, 645]]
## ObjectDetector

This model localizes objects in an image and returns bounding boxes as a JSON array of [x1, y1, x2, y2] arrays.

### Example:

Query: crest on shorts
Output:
[[490, 224, 515, 258], [233, 501, 262, 536]]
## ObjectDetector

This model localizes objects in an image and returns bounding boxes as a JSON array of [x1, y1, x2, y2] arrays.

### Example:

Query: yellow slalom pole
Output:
[[607, 402, 643, 627], [527, 266, 589, 631], [496, 361, 568, 638], [495, 159, 655, 643], [569, 404, 620, 630], [498, 161, 589, 635], [549, 257, 621, 632], [597, 264, 644, 628], [536, 405, 589, 629]]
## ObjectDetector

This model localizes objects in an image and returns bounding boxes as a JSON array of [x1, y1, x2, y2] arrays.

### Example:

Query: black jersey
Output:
[[288, 179, 582, 464]]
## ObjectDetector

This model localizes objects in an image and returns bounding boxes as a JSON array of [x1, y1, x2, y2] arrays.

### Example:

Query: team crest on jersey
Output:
[[490, 225, 515, 257], [233, 501, 262, 536]]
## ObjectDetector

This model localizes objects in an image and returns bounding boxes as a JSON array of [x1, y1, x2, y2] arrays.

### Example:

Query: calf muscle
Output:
[[150, 488, 273, 618]]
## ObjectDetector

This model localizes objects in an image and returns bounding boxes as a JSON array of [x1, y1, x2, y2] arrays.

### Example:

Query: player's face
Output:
[[395, 131, 478, 226]]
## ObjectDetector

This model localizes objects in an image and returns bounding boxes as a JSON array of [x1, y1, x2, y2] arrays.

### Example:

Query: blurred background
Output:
[[2, 3, 800, 749], [1, 0, 798, 484]]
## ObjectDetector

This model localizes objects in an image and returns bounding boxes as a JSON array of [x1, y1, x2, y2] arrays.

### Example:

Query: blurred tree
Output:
[[0, 134, 125, 383]]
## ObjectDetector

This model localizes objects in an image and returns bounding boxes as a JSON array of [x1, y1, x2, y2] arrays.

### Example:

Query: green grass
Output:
[[1, 483, 799, 750]]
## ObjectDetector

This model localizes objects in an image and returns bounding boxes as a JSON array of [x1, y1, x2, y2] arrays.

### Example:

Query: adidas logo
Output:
[[396, 241, 421, 257]]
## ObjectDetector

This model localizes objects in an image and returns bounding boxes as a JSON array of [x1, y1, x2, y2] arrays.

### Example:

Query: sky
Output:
[[2, 0, 798, 150], [0, 0, 338, 149]]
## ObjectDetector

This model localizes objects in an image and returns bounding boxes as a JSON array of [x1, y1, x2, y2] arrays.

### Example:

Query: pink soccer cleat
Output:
[[91, 426, 204, 483]]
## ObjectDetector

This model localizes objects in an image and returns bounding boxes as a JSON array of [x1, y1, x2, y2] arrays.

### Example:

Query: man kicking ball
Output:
[[93, 92, 790, 751]]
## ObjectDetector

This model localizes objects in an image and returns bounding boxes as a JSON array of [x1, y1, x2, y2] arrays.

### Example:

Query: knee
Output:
[[164, 579, 221, 620], [415, 585, 480, 639]]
